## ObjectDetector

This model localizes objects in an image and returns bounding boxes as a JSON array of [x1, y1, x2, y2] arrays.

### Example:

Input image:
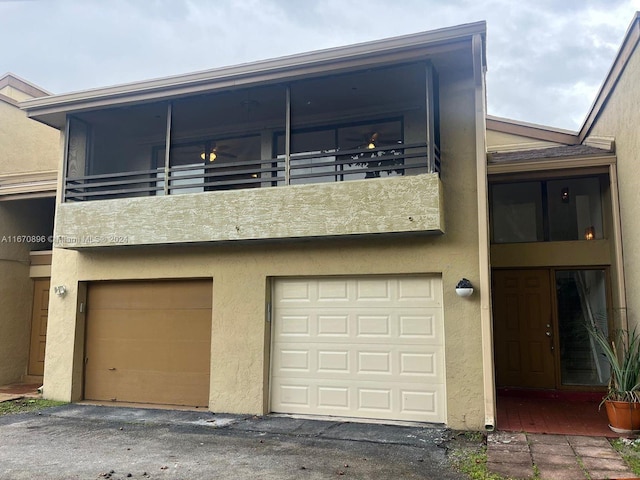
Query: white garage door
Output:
[[271, 276, 445, 423]]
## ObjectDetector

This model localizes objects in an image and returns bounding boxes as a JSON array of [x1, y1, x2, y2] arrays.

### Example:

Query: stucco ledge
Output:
[[54, 174, 444, 248]]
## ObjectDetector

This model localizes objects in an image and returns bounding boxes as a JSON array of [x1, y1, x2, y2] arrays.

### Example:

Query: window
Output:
[[155, 135, 264, 195], [555, 269, 610, 386], [276, 119, 405, 184], [490, 176, 605, 244]]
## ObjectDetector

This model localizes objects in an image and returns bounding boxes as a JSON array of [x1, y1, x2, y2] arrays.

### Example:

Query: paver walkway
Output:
[[487, 431, 637, 479], [0, 383, 40, 403]]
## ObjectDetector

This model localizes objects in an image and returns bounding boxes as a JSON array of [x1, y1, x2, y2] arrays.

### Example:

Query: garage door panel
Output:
[[87, 280, 212, 310], [275, 277, 442, 308], [275, 309, 443, 345], [86, 309, 211, 338], [397, 277, 441, 304], [86, 369, 209, 406], [85, 279, 212, 408], [272, 377, 445, 422], [272, 276, 445, 423], [274, 344, 444, 382], [88, 339, 210, 372]]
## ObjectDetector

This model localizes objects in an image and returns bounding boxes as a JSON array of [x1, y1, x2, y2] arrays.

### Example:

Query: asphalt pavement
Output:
[[0, 404, 466, 479]]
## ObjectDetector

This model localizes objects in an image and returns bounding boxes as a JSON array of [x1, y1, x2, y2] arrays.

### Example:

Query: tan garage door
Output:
[[85, 279, 212, 407], [271, 276, 445, 423]]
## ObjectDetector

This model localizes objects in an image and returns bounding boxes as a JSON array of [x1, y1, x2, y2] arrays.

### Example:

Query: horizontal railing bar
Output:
[[287, 142, 427, 162], [169, 166, 284, 180], [67, 168, 163, 182], [65, 176, 161, 190], [170, 158, 284, 172], [290, 153, 427, 171], [290, 163, 423, 180], [65, 185, 164, 199], [169, 176, 286, 191], [167, 172, 277, 184]]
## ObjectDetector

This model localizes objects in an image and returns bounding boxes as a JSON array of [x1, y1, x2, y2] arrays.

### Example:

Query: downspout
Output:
[[472, 33, 496, 431]]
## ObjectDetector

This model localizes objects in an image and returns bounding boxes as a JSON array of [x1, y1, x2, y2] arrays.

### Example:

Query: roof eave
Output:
[[578, 12, 640, 142], [486, 115, 579, 145], [21, 21, 486, 129]]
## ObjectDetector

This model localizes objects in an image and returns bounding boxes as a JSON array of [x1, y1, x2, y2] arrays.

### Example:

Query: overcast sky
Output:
[[1, 0, 638, 130]]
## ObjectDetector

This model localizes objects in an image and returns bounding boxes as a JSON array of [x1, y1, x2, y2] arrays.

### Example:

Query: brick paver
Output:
[[486, 432, 637, 480]]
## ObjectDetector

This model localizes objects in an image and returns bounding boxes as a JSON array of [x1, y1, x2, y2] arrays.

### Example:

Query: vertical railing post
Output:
[[62, 116, 70, 203], [164, 102, 172, 195], [285, 86, 291, 185], [425, 62, 436, 174]]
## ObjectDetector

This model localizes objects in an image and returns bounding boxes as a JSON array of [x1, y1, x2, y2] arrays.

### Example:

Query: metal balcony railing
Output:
[[63, 142, 435, 202]]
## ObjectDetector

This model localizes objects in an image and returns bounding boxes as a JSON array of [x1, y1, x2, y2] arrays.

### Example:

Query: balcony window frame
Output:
[[489, 174, 608, 244], [62, 61, 440, 202]]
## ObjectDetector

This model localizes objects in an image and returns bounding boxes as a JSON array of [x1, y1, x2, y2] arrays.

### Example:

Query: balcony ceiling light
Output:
[[201, 149, 217, 162]]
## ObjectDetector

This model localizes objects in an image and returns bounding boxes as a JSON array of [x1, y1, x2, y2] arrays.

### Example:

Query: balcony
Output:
[[54, 61, 444, 248]]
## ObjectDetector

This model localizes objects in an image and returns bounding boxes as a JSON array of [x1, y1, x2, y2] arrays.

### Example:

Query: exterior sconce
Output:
[[584, 226, 595, 241], [455, 278, 474, 297], [561, 187, 570, 203], [54, 285, 67, 297]]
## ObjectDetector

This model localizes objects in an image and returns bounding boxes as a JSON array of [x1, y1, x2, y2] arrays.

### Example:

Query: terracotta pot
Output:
[[605, 400, 640, 433]]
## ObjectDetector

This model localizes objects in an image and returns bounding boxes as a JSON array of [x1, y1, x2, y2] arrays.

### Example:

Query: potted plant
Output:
[[588, 325, 640, 433]]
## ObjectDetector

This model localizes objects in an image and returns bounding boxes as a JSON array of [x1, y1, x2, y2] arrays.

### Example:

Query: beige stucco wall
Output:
[[588, 41, 640, 330], [55, 174, 443, 247], [0, 198, 55, 384], [486, 129, 563, 152], [0, 100, 59, 176], [43, 60, 485, 430]]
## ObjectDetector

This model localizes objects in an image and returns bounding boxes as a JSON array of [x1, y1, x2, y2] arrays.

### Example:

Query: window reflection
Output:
[[556, 269, 610, 386], [277, 119, 404, 184], [490, 176, 605, 244]]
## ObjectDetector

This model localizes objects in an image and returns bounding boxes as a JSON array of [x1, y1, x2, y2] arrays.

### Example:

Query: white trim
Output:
[[473, 33, 495, 431], [609, 162, 628, 329], [487, 155, 616, 175]]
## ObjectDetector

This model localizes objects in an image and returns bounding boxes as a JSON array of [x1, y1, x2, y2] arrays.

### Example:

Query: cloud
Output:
[[0, 0, 637, 130]]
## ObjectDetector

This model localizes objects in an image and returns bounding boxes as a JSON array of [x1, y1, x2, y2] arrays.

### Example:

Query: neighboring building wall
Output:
[[43, 61, 486, 430], [0, 84, 59, 384], [0, 99, 59, 175], [0, 198, 55, 384], [0, 86, 33, 103], [588, 41, 640, 330], [487, 129, 563, 152]]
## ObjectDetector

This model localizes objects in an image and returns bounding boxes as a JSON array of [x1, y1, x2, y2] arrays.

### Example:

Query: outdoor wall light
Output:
[[455, 278, 474, 297], [561, 187, 570, 203], [53, 285, 67, 297]]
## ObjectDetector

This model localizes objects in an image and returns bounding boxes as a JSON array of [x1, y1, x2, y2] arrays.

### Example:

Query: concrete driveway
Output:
[[0, 404, 465, 479]]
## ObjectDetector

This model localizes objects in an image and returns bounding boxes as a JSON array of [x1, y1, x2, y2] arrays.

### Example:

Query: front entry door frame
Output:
[[493, 267, 611, 391]]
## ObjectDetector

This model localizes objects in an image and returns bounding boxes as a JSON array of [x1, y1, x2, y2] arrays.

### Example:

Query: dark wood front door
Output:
[[493, 269, 556, 389], [28, 279, 50, 376]]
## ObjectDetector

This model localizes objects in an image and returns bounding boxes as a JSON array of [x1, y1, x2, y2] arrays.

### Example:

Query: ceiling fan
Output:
[[345, 132, 399, 150], [201, 143, 237, 162]]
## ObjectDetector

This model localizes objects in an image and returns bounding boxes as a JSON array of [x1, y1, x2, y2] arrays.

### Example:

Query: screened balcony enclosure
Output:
[[63, 62, 440, 202]]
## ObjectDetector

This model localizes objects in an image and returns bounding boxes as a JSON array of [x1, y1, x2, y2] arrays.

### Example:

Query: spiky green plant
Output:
[[588, 325, 640, 404]]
